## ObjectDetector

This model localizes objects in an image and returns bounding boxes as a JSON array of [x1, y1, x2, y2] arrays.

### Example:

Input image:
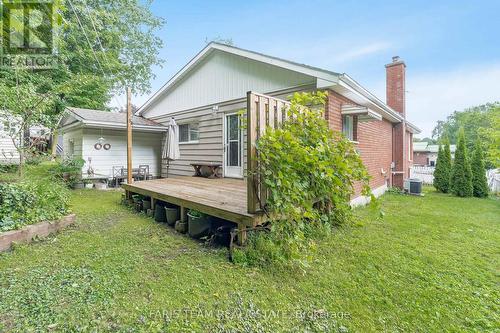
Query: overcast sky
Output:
[[120, 0, 500, 138]]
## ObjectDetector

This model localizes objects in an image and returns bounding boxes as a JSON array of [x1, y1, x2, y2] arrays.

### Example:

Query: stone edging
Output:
[[0, 214, 76, 252]]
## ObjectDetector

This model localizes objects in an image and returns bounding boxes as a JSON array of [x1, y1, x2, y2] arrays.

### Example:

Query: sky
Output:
[[124, 0, 500, 138]]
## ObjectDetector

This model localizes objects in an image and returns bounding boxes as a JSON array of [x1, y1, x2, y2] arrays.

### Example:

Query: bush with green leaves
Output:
[[0, 175, 70, 232], [471, 141, 489, 198], [450, 128, 473, 197], [433, 140, 452, 193], [233, 92, 372, 268]]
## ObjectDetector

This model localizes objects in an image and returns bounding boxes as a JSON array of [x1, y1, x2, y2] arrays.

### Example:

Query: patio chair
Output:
[[138, 164, 150, 180], [112, 166, 125, 187]]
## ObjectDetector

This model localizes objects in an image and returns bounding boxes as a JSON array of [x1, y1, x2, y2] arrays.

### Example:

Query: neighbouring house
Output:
[[0, 121, 18, 164], [413, 142, 456, 166], [136, 43, 420, 203], [0, 120, 51, 165], [57, 107, 166, 178]]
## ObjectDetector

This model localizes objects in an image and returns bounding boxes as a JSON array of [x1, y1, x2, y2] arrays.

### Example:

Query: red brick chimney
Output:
[[386, 56, 408, 188], [385, 56, 406, 117]]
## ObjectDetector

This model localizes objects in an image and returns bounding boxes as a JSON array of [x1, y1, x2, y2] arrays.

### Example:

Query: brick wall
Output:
[[413, 152, 428, 166], [325, 90, 392, 197]]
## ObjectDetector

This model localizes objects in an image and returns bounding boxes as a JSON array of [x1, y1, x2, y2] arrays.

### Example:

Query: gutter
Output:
[[58, 121, 166, 133]]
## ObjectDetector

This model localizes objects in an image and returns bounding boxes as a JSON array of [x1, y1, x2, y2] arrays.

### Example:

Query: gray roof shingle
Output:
[[67, 107, 164, 127]]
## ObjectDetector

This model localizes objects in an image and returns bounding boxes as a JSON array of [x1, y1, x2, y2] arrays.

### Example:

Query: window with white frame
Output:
[[342, 115, 354, 141], [179, 123, 199, 143]]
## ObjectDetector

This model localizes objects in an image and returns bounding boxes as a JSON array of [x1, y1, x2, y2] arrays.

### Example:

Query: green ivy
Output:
[[0, 178, 69, 232], [235, 92, 373, 268]]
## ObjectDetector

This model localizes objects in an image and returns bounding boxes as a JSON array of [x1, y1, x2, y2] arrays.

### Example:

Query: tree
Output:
[[480, 106, 500, 167], [0, 0, 165, 109], [432, 103, 499, 168], [450, 129, 473, 197], [0, 0, 165, 165], [471, 141, 489, 198], [0, 71, 59, 176], [433, 140, 452, 193], [414, 137, 436, 144]]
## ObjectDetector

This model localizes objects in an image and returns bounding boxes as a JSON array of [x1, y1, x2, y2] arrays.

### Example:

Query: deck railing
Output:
[[246, 91, 290, 214]]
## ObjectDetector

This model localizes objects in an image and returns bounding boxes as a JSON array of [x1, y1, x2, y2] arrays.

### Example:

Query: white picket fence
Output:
[[410, 166, 500, 193], [410, 166, 435, 184]]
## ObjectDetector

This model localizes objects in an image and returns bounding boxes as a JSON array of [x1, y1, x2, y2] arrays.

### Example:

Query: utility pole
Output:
[[126, 87, 133, 185]]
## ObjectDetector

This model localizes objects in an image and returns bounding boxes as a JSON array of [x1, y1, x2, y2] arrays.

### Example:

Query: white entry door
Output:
[[224, 113, 243, 178]]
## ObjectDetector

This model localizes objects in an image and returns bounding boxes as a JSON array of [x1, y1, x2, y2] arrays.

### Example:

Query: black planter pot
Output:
[[154, 203, 167, 222], [165, 206, 180, 226]]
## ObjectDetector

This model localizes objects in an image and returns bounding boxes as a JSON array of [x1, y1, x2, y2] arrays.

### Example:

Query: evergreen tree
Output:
[[433, 140, 452, 193], [471, 141, 489, 197], [451, 129, 473, 197]]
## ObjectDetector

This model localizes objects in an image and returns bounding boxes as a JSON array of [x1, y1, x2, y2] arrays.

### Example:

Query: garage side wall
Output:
[[81, 128, 162, 177]]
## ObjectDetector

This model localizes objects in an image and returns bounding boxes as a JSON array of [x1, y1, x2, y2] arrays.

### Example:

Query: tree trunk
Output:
[[51, 129, 58, 160]]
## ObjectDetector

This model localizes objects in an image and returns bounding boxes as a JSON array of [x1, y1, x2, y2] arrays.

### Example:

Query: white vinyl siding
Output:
[[81, 128, 162, 177], [62, 128, 83, 159], [156, 87, 314, 178], [0, 129, 19, 164], [142, 50, 315, 118]]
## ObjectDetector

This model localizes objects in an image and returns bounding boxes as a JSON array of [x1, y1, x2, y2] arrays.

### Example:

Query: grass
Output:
[[0, 187, 499, 332]]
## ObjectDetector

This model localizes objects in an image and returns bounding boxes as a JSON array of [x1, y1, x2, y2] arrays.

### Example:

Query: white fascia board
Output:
[[138, 42, 340, 116], [58, 121, 83, 133], [406, 121, 421, 134], [341, 106, 383, 121], [83, 120, 166, 132]]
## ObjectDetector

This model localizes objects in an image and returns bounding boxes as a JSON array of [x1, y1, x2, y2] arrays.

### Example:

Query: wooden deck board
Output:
[[122, 177, 264, 227]]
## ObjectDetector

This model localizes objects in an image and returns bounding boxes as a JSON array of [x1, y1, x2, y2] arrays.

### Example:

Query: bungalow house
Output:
[[136, 43, 420, 203], [58, 108, 166, 178], [413, 142, 456, 166]]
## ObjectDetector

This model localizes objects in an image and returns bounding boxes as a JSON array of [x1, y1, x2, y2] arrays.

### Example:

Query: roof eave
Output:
[[406, 121, 421, 134], [338, 74, 404, 123], [83, 120, 166, 132]]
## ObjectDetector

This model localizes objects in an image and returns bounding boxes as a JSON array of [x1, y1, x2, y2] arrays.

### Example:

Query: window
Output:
[[179, 123, 199, 143], [342, 115, 354, 141]]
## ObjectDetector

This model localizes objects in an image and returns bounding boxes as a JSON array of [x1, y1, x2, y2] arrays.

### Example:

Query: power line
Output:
[[67, 0, 125, 110]]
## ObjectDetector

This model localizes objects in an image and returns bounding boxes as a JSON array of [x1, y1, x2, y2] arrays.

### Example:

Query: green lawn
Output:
[[0, 188, 498, 332]]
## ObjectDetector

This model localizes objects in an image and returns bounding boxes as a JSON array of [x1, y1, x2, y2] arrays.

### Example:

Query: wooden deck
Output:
[[122, 177, 264, 227]]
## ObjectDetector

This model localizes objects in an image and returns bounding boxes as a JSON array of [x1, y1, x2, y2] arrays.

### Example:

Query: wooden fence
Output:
[[246, 91, 290, 214]]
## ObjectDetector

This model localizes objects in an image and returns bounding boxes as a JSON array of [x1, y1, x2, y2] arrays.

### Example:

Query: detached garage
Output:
[[58, 107, 166, 179]]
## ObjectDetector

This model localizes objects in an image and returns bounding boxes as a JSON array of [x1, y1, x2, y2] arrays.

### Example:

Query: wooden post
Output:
[[126, 87, 133, 185], [237, 224, 247, 245], [180, 206, 188, 222], [247, 91, 258, 214]]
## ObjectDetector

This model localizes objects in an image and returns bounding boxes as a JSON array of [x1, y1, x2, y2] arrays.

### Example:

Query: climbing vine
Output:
[[233, 92, 373, 267]]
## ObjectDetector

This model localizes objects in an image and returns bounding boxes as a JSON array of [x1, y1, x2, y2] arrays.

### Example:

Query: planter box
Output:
[[0, 214, 76, 252]]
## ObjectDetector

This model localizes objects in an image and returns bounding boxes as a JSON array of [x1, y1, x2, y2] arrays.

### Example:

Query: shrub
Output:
[[0, 174, 69, 232], [235, 92, 372, 268], [471, 141, 489, 198], [433, 140, 452, 193], [50, 156, 85, 187], [450, 128, 473, 197]]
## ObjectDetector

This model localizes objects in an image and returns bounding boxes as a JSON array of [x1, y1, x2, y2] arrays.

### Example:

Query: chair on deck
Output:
[[112, 166, 125, 187], [138, 165, 150, 181]]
